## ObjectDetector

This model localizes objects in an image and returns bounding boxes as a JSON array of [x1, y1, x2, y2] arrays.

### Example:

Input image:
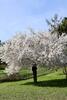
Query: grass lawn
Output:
[[0, 69, 67, 100]]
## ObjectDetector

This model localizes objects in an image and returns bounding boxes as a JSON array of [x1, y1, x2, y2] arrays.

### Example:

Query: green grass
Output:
[[19, 66, 54, 79], [0, 69, 67, 100]]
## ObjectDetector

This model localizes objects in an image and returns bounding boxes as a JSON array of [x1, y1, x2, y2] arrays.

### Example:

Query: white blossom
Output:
[[0, 32, 67, 75]]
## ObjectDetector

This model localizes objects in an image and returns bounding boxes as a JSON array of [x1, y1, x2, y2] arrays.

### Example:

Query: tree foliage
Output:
[[46, 14, 62, 38], [58, 17, 67, 35], [46, 14, 67, 38], [0, 32, 67, 76]]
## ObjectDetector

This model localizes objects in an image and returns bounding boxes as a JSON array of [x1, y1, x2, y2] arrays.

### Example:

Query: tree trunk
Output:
[[66, 74, 67, 79], [8, 73, 20, 81], [63, 67, 67, 79]]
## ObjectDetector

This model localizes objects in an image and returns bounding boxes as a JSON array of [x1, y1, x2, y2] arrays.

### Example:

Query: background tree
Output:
[[46, 14, 62, 38], [46, 14, 67, 38], [58, 17, 67, 36]]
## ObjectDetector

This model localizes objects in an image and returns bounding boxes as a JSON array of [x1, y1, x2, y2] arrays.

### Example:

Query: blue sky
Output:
[[0, 0, 67, 41]]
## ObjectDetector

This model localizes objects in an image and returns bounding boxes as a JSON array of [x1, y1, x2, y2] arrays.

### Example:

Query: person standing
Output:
[[32, 63, 37, 83]]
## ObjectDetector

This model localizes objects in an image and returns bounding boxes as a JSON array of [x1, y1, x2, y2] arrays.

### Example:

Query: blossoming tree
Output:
[[0, 32, 67, 78]]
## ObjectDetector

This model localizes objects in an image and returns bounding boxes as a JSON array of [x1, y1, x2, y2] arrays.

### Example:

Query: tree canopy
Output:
[[0, 33, 67, 75], [58, 17, 67, 36], [46, 14, 67, 38]]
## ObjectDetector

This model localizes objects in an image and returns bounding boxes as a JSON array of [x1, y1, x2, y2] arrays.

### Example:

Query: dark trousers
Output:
[[33, 71, 37, 83]]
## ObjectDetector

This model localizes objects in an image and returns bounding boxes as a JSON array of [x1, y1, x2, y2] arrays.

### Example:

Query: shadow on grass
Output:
[[0, 74, 32, 83], [0, 78, 23, 83], [23, 79, 67, 87]]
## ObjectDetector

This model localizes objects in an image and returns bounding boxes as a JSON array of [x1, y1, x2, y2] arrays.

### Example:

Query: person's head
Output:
[[33, 63, 37, 67]]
